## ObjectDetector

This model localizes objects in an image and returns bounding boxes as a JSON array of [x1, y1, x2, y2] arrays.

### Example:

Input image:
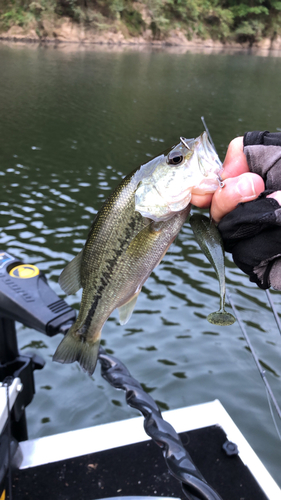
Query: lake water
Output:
[[1, 42, 281, 488]]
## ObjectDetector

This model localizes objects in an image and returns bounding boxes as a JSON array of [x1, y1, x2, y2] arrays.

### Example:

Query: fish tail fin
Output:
[[53, 325, 100, 376]]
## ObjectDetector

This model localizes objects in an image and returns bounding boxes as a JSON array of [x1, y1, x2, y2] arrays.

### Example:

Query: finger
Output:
[[190, 137, 250, 209], [221, 137, 249, 180], [211, 172, 265, 222], [267, 191, 281, 205], [190, 192, 213, 208]]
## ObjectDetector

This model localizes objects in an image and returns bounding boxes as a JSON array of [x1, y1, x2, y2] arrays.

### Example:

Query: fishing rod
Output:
[[201, 116, 281, 428]]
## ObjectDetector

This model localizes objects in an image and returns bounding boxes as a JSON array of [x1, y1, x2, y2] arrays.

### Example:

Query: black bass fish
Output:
[[53, 132, 222, 375], [189, 213, 235, 326]]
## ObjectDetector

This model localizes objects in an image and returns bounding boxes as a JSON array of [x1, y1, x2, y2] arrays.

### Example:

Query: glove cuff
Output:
[[244, 131, 281, 147]]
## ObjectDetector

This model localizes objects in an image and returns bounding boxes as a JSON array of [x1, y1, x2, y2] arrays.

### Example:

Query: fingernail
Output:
[[235, 177, 256, 199]]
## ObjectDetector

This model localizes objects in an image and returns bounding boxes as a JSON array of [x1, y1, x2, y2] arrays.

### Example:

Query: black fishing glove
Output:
[[218, 131, 281, 290]]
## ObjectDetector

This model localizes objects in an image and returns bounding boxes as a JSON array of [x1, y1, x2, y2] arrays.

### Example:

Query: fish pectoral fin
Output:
[[118, 290, 141, 325], [59, 250, 83, 295]]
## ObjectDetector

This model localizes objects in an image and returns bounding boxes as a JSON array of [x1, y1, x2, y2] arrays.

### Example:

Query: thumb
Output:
[[211, 172, 265, 223]]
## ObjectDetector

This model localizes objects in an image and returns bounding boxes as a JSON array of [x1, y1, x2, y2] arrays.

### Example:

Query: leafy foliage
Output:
[[0, 0, 281, 43]]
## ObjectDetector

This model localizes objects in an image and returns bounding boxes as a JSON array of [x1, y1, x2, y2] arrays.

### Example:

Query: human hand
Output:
[[194, 132, 281, 290], [191, 136, 281, 221], [191, 137, 265, 221]]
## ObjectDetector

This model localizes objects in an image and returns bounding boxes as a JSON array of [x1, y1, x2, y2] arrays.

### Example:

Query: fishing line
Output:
[[265, 289, 281, 336], [265, 382, 281, 442], [227, 291, 281, 422]]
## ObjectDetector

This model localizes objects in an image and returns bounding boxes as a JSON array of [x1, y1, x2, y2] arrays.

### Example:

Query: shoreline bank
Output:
[[1, 20, 281, 53]]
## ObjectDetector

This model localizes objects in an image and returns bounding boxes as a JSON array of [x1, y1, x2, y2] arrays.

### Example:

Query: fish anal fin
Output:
[[59, 250, 83, 295], [118, 289, 141, 325]]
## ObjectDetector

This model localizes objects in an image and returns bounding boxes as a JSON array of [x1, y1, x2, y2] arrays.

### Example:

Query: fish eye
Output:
[[167, 151, 184, 166]]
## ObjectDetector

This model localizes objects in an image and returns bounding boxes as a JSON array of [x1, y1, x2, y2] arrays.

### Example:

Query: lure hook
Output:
[[180, 137, 190, 150], [218, 174, 225, 188]]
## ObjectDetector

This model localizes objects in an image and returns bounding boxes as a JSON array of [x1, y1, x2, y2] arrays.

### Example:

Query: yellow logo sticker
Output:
[[9, 264, 40, 279], [0, 489, 6, 500]]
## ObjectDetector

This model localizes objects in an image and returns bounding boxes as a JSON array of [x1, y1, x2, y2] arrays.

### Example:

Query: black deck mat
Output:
[[11, 425, 268, 500]]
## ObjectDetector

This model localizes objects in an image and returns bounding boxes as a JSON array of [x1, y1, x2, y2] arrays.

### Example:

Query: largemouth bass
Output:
[[53, 132, 222, 375]]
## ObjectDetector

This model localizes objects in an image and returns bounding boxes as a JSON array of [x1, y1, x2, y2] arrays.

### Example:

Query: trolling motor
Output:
[[0, 249, 76, 498]]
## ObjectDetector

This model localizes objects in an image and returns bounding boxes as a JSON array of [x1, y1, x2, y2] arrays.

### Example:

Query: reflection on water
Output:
[[2, 39, 281, 57], [21, 340, 48, 350], [0, 42, 281, 486]]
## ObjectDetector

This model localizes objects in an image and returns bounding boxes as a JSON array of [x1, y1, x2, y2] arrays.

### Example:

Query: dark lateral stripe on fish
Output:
[[79, 297, 100, 339], [80, 226, 154, 340]]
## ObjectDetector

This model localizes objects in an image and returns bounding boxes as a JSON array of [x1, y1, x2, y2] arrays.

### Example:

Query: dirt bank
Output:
[[1, 18, 281, 52]]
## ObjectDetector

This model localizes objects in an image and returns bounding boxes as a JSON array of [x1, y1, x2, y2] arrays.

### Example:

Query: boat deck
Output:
[[14, 400, 281, 500], [13, 425, 267, 500]]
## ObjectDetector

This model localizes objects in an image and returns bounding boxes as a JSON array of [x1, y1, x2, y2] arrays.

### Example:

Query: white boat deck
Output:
[[18, 399, 281, 500]]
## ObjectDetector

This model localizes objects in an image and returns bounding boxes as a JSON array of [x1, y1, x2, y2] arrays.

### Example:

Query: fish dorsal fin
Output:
[[118, 290, 141, 325], [59, 250, 83, 295]]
